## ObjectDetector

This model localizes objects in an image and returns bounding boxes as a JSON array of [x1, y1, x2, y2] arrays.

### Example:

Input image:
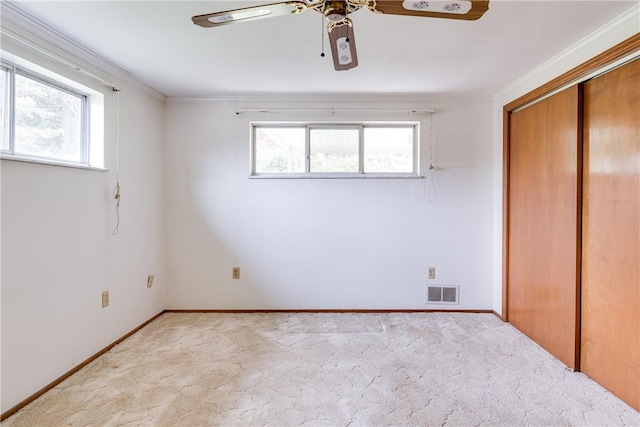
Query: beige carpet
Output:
[[3, 312, 639, 426]]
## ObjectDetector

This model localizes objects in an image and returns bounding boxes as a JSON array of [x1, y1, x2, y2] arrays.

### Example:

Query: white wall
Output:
[[490, 4, 640, 315], [164, 96, 493, 310], [0, 19, 166, 413]]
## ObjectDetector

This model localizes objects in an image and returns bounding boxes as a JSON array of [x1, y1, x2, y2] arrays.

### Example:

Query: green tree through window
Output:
[[14, 73, 83, 162]]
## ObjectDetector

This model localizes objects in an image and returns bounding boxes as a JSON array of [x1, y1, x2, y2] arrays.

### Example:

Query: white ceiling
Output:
[[9, 0, 638, 97]]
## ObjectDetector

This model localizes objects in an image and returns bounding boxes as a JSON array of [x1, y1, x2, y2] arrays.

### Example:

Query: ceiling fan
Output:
[[192, 1, 490, 71]]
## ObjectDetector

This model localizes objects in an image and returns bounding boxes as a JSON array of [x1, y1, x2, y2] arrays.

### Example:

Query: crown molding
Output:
[[493, 3, 639, 102], [165, 93, 491, 105], [0, 1, 166, 103]]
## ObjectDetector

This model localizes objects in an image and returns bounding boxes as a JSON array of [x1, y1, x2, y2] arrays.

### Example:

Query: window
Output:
[[310, 127, 359, 173], [1, 61, 91, 166], [251, 122, 419, 177], [254, 127, 305, 173]]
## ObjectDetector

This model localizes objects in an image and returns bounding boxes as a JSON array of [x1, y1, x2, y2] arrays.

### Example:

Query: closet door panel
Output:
[[507, 85, 581, 369], [582, 58, 640, 411]]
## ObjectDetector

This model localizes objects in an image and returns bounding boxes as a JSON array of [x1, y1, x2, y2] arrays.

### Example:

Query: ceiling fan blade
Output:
[[328, 19, 358, 71], [192, 1, 308, 28], [367, 0, 489, 21]]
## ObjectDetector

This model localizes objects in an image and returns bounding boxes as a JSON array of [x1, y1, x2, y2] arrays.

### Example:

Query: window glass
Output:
[[364, 127, 414, 173], [310, 128, 359, 173], [250, 122, 418, 177], [254, 127, 305, 173], [14, 72, 83, 163]]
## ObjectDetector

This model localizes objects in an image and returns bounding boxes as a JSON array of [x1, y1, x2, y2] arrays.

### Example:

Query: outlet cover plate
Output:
[[102, 291, 110, 308]]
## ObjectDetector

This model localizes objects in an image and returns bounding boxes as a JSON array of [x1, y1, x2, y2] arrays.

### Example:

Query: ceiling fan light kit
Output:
[[192, 0, 489, 71], [191, 2, 307, 28]]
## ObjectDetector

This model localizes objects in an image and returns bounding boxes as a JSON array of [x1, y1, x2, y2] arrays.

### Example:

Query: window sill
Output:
[[249, 174, 424, 179], [1, 154, 108, 172]]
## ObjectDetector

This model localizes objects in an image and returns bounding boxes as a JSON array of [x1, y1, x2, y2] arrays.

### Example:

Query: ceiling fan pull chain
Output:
[[345, 1, 350, 42], [320, 10, 326, 57]]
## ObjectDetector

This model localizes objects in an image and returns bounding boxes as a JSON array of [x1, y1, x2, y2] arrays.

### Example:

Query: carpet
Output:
[[3, 312, 639, 426]]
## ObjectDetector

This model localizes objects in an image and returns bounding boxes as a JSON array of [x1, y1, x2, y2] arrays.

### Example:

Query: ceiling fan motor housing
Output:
[[324, 1, 348, 21]]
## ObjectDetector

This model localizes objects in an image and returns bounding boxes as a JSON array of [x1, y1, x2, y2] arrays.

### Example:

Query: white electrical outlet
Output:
[[428, 267, 436, 280]]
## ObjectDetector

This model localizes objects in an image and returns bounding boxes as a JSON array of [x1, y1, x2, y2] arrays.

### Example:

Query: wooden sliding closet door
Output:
[[581, 58, 640, 411], [507, 86, 581, 370]]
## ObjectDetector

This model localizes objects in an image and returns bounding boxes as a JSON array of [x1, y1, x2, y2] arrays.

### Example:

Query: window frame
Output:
[[250, 121, 420, 178], [1, 59, 90, 166], [1, 64, 12, 152]]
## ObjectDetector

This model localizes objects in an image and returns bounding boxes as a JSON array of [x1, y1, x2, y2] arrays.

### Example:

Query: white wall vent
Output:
[[425, 285, 460, 304]]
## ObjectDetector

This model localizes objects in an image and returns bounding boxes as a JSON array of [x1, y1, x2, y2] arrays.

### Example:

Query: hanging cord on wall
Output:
[[112, 88, 122, 235], [425, 113, 439, 202]]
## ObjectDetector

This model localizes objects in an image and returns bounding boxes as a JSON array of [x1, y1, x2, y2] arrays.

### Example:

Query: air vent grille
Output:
[[425, 285, 460, 304], [428, 286, 442, 302]]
